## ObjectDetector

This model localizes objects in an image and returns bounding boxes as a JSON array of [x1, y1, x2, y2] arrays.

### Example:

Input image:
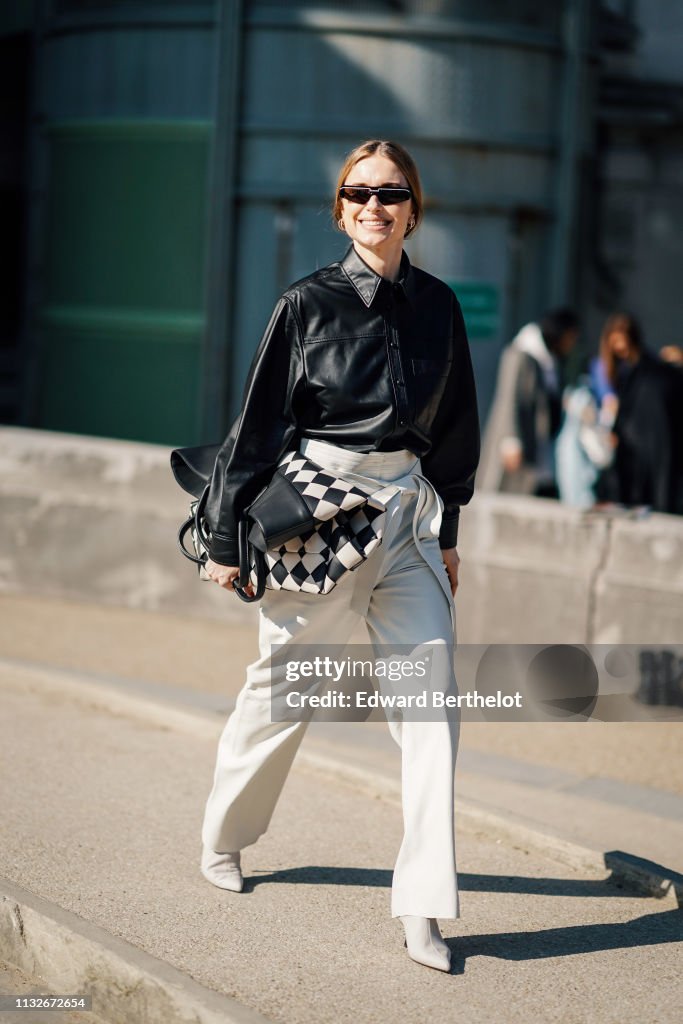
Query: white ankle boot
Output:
[[399, 916, 451, 972], [200, 847, 244, 892]]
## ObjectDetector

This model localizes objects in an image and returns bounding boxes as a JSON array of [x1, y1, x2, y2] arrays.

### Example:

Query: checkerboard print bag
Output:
[[171, 446, 389, 603]]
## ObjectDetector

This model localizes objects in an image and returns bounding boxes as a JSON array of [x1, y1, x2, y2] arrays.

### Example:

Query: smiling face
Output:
[[340, 154, 415, 253]]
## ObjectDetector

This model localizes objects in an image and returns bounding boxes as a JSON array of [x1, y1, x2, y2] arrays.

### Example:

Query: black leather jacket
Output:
[[205, 242, 480, 565]]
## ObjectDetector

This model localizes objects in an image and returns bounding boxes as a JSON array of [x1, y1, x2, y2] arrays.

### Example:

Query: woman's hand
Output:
[[502, 448, 523, 473], [500, 436, 523, 474], [204, 558, 255, 598], [441, 547, 460, 597]]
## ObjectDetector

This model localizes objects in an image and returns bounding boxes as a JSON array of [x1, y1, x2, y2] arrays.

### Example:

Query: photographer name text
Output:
[[285, 689, 523, 709]]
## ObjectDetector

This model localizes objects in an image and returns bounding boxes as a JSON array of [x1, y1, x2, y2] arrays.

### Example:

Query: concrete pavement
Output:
[[2, 591, 682, 865], [1, 593, 682, 1023], [1, 666, 682, 1024]]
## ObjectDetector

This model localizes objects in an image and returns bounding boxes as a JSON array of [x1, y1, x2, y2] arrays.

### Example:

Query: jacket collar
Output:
[[340, 243, 416, 308]]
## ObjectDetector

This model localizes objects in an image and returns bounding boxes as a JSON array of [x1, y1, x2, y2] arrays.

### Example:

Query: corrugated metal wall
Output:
[[231, 1, 591, 424], [28, 0, 216, 444], [17, 0, 595, 444]]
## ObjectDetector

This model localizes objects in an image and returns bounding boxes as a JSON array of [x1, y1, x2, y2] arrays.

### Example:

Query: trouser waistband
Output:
[[299, 437, 419, 483]]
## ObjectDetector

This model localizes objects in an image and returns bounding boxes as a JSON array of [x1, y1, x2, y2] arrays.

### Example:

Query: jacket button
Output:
[[396, 379, 404, 387]]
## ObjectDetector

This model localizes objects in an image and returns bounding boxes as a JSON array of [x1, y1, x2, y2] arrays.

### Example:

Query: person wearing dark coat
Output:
[[596, 312, 683, 515]]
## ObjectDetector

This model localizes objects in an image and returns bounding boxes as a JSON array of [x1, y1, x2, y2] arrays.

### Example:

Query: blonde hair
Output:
[[332, 139, 423, 239]]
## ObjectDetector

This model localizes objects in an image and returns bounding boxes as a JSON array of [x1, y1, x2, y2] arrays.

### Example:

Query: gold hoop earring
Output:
[[338, 218, 345, 231]]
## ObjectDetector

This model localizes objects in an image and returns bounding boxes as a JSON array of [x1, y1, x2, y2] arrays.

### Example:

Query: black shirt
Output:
[[205, 242, 480, 564]]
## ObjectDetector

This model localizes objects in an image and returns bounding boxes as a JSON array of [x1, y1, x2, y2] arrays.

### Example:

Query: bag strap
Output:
[[177, 485, 211, 566], [177, 514, 205, 565], [237, 519, 250, 588], [233, 520, 266, 603], [194, 485, 212, 552]]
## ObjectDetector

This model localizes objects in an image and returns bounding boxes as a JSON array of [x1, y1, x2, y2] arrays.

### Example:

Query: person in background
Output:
[[659, 344, 683, 368], [478, 308, 579, 497], [555, 355, 616, 509], [595, 312, 683, 515]]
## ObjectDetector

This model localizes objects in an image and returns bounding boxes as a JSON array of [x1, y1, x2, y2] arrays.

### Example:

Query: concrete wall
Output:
[[458, 493, 683, 644], [2, 428, 682, 643], [0, 427, 256, 625]]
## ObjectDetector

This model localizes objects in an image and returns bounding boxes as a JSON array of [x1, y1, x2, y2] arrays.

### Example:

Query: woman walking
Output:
[[200, 139, 480, 972]]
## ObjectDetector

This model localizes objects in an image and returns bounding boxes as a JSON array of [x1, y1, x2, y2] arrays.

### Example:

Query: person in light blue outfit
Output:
[[555, 357, 617, 508]]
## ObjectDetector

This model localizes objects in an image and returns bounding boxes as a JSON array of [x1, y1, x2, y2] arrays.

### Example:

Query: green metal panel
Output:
[[36, 311, 201, 445], [37, 119, 210, 444], [445, 281, 500, 339]]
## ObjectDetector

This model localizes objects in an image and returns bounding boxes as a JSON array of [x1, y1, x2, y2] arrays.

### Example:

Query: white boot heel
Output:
[[201, 847, 244, 892], [399, 915, 451, 972]]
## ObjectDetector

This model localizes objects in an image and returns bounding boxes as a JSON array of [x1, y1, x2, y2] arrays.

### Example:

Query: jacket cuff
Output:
[[208, 532, 240, 566], [438, 509, 460, 549]]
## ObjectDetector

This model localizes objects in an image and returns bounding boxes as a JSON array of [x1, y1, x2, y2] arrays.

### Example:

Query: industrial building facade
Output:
[[2, 1, 682, 446]]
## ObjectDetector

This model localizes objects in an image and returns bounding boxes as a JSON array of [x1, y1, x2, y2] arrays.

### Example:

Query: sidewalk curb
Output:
[[0, 879, 272, 1024], [5, 659, 683, 914]]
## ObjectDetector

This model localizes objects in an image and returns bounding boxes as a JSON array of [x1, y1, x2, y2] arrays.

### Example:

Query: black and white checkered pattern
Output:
[[252, 497, 386, 595], [277, 451, 379, 519], [187, 451, 389, 596], [246, 451, 388, 595]]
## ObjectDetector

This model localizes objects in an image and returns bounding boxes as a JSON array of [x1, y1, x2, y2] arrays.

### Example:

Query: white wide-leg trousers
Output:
[[201, 439, 461, 919]]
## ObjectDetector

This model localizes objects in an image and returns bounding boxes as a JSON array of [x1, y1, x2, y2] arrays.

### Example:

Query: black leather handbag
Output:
[[170, 445, 388, 603]]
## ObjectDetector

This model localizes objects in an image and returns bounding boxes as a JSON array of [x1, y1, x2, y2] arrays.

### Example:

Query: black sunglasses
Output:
[[338, 186, 413, 206]]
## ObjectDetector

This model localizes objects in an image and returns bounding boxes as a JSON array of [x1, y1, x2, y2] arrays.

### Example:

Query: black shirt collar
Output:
[[340, 243, 416, 308]]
